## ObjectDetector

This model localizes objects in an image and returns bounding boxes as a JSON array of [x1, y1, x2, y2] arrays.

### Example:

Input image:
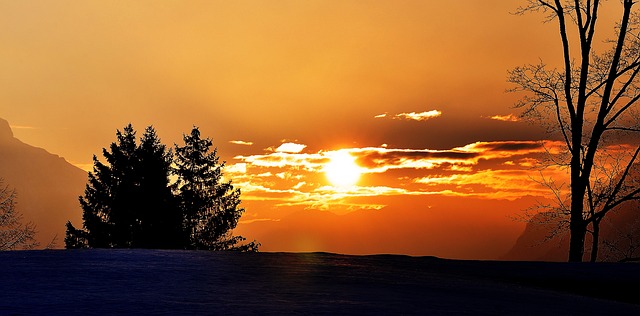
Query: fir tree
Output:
[[67, 124, 181, 248], [66, 124, 258, 251], [174, 127, 258, 251], [135, 126, 181, 248], [72, 124, 139, 248], [64, 221, 88, 249]]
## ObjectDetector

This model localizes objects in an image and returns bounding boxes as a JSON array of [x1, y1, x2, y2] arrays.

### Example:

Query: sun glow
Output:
[[324, 151, 362, 188]]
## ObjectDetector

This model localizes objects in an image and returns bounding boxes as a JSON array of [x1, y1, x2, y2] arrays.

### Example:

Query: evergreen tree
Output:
[[135, 126, 182, 248], [64, 221, 88, 249], [66, 124, 257, 251], [70, 124, 139, 248], [174, 127, 258, 251], [67, 124, 180, 249]]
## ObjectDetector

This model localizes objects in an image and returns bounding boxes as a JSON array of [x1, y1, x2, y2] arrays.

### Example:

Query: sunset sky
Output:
[[2, 1, 630, 257]]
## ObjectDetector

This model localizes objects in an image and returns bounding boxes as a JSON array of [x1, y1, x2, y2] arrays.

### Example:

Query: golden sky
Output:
[[3, 1, 627, 257]]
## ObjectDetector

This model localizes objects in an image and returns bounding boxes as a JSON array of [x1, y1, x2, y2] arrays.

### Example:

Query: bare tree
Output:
[[509, 0, 640, 262], [0, 179, 37, 250]]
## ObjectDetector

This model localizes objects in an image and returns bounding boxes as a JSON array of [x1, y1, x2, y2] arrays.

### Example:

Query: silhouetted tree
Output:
[[135, 126, 183, 248], [510, 0, 640, 261], [67, 124, 181, 249], [66, 124, 258, 251], [64, 221, 88, 249], [71, 124, 138, 247], [174, 127, 258, 251], [0, 180, 37, 250]]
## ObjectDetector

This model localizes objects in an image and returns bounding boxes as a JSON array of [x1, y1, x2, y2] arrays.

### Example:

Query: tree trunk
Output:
[[569, 173, 587, 262], [569, 220, 587, 262], [590, 219, 600, 262]]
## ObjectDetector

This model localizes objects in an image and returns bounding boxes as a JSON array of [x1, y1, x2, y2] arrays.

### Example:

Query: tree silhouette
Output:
[[66, 124, 258, 251], [510, 0, 640, 262], [174, 127, 258, 251], [0, 179, 37, 250], [66, 124, 181, 248], [135, 126, 183, 248]]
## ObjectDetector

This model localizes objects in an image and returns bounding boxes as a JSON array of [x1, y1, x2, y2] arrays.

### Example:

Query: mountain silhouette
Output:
[[0, 118, 86, 247], [503, 165, 640, 262]]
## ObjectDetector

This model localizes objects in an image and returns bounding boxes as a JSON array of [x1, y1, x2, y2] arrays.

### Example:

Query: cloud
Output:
[[488, 114, 520, 122], [235, 141, 559, 177], [352, 147, 478, 173], [413, 166, 571, 200], [230, 140, 568, 208], [350, 141, 555, 174], [275, 142, 307, 153], [374, 110, 442, 121], [456, 140, 564, 158], [292, 182, 306, 190], [229, 140, 254, 146], [394, 110, 442, 121], [225, 163, 247, 174], [235, 152, 327, 170]]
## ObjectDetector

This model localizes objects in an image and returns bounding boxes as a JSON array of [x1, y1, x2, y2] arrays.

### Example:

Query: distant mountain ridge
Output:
[[0, 118, 86, 248], [503, 167, 640, 262]]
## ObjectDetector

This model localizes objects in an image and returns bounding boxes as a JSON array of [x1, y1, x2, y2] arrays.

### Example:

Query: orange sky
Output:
[[1, 1, 632, 257]]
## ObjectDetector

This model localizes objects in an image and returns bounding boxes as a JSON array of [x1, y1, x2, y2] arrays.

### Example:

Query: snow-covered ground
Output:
[[1, 250, 639, 315]]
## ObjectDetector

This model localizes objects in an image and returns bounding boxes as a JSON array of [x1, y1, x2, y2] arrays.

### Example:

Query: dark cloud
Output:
[[468, 141, 544, 152], [354, 149, 479, 169]]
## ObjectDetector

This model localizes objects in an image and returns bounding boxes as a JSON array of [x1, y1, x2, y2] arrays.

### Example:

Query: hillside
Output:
[[1, 250, 639, 315], [0, 118, 86, 247]]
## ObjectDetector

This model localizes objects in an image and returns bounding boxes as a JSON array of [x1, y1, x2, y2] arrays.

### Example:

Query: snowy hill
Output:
[[1, 250, 639, 315]]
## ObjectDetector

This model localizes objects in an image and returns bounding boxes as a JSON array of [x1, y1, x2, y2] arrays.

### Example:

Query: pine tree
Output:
[[66, 124, 258, 251], [174, 127, 258, 251], [78, 124, 139, 247], [135, 126, 181, 248], [67, 124, 181, 248], [64, 221, 88, 249]]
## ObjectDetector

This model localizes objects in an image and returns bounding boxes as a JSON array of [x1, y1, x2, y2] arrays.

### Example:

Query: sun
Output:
[[324, 151, 362, 188]]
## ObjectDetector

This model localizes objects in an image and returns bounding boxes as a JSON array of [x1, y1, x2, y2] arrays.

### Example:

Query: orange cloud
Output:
[[235, 152, 326, 170], [413, 168, 565, 200], [275, 142, 307, 153], [225, 163, 247, 174], [454, 140, 564, 158], [228, 140, 568, 210], [394, 110, 442, 121], [489, 114, 520, 122], [229, 140, 254, 146], [374, 110, 442, 121]]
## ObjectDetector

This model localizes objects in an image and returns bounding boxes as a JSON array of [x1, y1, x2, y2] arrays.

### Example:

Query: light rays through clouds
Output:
[[226, 139, 570, 212]]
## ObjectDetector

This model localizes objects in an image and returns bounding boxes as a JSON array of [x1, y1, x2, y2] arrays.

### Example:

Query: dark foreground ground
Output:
[[1, 250, 640, 315]]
